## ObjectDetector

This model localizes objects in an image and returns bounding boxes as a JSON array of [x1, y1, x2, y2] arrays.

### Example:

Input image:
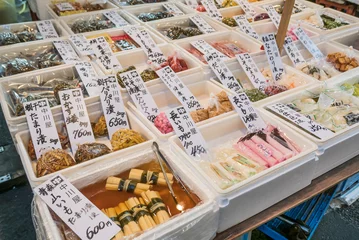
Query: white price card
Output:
[[236, 53, 268, 93], [283, 37, 306, 66], [234, 0, 257, 17], [124, 26, 167, 65], [229, 93, 267, 132], [293, 27, 324, 59], [205, 52, 243, 94], [89, 36, 122, 72], [190, 15, 216, 34], [36, 20, 59, 39], [262, 33, 285, 81], [35, 174, 121, 240], [59, 89, 95, 153], [233, 15, 260, 40], [55, 2, 75, 11], [264, 5, 281, 28], [166, 106, 208, 158], [119, 70, 159, 123], [163, 3, 185, 16], [156, 66, 202, 111], [294, 2, 307, 11], [69, 34, 94, 56], [267, 103, 335, 139], [185, 0, 199, 9], [97, 75, 129, 138], [103, 11, 130, 27], [191, 39, 229, 61], [75, 62, 100, 97], [53, 40, 81, 64], [201, 0, 223, 21], [24, 99, 62, 159]]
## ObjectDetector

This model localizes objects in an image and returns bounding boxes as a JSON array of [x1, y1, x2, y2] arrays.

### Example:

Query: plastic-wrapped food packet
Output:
[[210, 41, 246, 58], [70, 15, 115, 33], [52, 1, 87, 16], [327, 50, 359, 72], [297, 59, 339, 81], [138, 11, 174, 22]]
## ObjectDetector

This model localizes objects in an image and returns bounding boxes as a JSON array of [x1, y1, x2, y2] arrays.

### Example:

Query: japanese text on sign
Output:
[[53, 40, 81, 64], [97, 75, 129, 138], [234, 0, 257, 17], [283, 37, 306, 66], [190, 15, 216, 34], [233, 15, 259, 40], [120, 70, 159, 123], [69, 34, 94, 56], [201, 0, 223, 21], [75, 62, 100, 97], [162, 3, 185, 16], [262, 33, 285, 81], [36, 20, 59, 39], [185, 0, 199, 9], [103, 11, 129, 27], [267, 103, 335, 139], [59, 89, 95, 153], [191, 39, 229, 61], [24, 99, 62, 159], [35, 174, 121, 240], [264, 5, 281, 28], [89, 36, 122, 71], [293, 27, 324, 59], [55, 2, 75, 11]]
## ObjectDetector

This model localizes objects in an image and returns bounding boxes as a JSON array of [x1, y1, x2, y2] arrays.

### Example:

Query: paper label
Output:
[[36, 20, 59, 39], [166, 106, 208, 158], [262, 33, 285, 81], [75, 62, 100, 97], [267, 103, 335, 139], [162, 3, 185, 16], [283, 37, 306, 66], [35, 174, 121, 240], [293, 27, 324, 59], [119, 70, 159, 123], [89, 37, 122, 71], [190, 15, 216, 34], [185, 0, 198, 9], [229, 93, 267, 132], [69, 34, 94, 56], [264, 5, 281, 28], [233, 15, 259, 40], [24, 99, 62, 159], [235, 0, 257, 17], [55, 2, 75, 11], [236, 53, 267, 92], [156, 66, 202, 111], [205, 52, 242, 94], [53, 40, 81, 64], [191, 39, 229, 60], [59, 89, 95, 153], [97, 75, 129, 138], [103, 11, 129, 27], [294, 2, 307, 11], [201, 0, 223, 21]]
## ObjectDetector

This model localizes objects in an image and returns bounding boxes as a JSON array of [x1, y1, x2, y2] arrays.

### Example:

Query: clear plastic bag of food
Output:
[[51, 0, 106, 16], [159, 18, 204, 40], [70, 14, 116, 33]]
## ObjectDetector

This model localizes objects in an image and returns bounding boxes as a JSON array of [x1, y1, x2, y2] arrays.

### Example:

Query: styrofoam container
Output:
[[128, 76, 235, 140], [15, 106, 156, 187], [169, 111, 318, 232], [254, 0, 322, 14], [34, 147, 219, 240], [328, 27, 359, 54], [111, 0, 169, 8], [47, 0, 118, 19]]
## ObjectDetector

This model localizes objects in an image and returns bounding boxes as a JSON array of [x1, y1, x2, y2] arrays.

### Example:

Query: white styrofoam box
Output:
[[260, 83, 359, 179], [15, 106, 156, 187], [59, 10, 138, 35], [128, 76, 235, 140], [169, 110, 318, 232], [146, 14, 229, 43], [34, 147, 219, 240], [328, 27, 359, 54], [254, 0, 322, 14], [47, 0, 118, 19]]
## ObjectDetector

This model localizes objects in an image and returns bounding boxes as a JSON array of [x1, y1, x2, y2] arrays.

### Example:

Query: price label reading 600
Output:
[[86, 221, 114, 240]]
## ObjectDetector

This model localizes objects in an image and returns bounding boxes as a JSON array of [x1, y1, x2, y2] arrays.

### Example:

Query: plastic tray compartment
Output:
[[128, 75, 235, 140], [261, 83, 359, 179], [169, 110, 317, 232], [47, 0, 118, 19], [254, 0, 322, 16], [15, 106, 156, 187], [329, 27, 359, 54]]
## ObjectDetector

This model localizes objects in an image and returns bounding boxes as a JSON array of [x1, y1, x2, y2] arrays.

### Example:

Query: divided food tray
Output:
[[328, 27, 359, 54]]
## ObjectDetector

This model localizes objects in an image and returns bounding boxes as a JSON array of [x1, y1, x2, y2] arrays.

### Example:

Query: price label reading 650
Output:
[[86, 221, 114, 240]]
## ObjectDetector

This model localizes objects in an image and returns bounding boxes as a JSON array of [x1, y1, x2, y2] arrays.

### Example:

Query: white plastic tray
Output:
[[254, 0, 323, 14], [169, 110, 317, 232], [328, 27, 359, 55]]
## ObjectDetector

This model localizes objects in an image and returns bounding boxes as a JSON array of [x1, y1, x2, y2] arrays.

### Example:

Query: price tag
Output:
[[205, 52, 243, 94], [53, 40, 81, 64], [55, 2, 75, 11], [264, 5, 281, 28], [97, 76, 129, 138], [119, 70, 159, 123], [190, 15, 216, 34], [233, 15, 260, 40], [36, 20, 59, 39], [69, 34, 94, 56], [293, 27, 324, 59], [191, 39, 229, 61], [103, 11, 130, 27], [156, 66, 202, 111], [229, 93, 266, 132], [163, 3, 185, 16], [234, 0, 257, 17], [166, 106, 208, 158], [89, 37, 122, 72], [35, 174, 121, 240], [75, 62, 99, 97], [267, 103, 335, 139], [59, 89, 95, 153], [124, 26, 167, 65], [201, 0, 223, 21], [185, 0, 199, 9], [283, 37, 306, 66], [236, 53, 267, 92], [24, 99, 62, 159], [294, 2, 307, 12], [262, 33, 285, 81]]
